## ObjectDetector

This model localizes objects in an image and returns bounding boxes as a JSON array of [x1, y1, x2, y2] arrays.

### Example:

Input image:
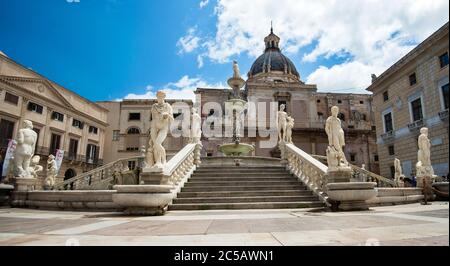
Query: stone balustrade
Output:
[[54, 156, 143, 190], [282, 142, 331, 206]]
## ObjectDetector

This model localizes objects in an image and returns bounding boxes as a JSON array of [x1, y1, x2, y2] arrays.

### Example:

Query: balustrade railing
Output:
[[163, 143, 200, 187], [283, 143, 331, 206], [54, 156, 143, 190], [311, 155, 397, 187]]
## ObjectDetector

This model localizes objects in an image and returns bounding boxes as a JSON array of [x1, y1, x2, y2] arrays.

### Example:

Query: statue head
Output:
[[420, 127, 428, 136], [48, 154, 55, 161], [23, 120, 33, 129], [331, 106, 339, 117], [156, 91, 166, 104], [280, 104, 286, 111]]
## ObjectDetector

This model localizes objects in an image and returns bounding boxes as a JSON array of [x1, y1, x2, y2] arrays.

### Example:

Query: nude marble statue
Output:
[[286, 116, 294, 144], [325, 106, 349, 171], [13, 120, 38, 178], [191, 107, 202, 144], [416, 127, 435, 177], [145, 91, 174, 169], [278, 104, 288, 142]]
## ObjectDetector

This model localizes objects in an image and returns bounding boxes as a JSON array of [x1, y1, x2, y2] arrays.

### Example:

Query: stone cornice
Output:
[[367, 22, 449, 92], [0, 77, 109, 128]]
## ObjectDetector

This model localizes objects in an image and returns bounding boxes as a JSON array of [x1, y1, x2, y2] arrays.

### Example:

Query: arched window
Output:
[[338, 113, 346, 121], [127, 127, 141, 135]]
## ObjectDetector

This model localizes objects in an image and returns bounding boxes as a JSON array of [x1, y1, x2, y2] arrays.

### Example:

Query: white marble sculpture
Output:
[[191, 107, 202, 144], [145, 91, 174, 169], [416, 127, 435, 178], [278, 104, 288, 142], [232, 60, 241, 79], [286, 116, 294, 144], [12, 120, 38, 178], [325, 106, 350, 171], [394, 158, 405, 187], [44, 155, 57, 188]]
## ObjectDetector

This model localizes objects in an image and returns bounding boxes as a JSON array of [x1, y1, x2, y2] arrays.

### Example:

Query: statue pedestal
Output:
[[13, 177, 37, 192], [327, 167, 353, 183], [140, 167, 169, 185]]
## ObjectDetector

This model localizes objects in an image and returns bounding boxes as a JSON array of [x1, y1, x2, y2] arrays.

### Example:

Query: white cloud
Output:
[[121, 75, 224, 102], [199, 0, 209, 9], [190, 0, 449, 91], [177, 27, 201, 54]]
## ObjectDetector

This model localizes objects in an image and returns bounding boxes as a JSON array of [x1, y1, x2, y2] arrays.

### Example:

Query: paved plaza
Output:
[[0, 203, 448, 246]]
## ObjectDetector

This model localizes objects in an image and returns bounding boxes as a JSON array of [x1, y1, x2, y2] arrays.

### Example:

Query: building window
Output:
[[127, 127, 140, 135], [4, 92, 19, 105], [126, 147, 139, 152], [27, 102, 43, 114], [89, 126, 98, 134], [51, 111, 64, 122], [128, 113, 141, 121], [68, 139, 79, 160], [390, 166, 396, 179], [374, 155, 379, 162], [112, 130, 120, 141], [86, 144, 99, 163], [350, 153, 356, 162], [128, 161, 136, 170], [388, 145, 395, 156], [439, 52, 449, 68], [207, 152, 213, 157], [317, 112, 324, 120], [337, 100, 342, 104], [173, 113, 182, 119], [409, 73, 417, 86], [441, 83, 449, 110], [50, 134, 61, 156], [410, 98, 423, 122], [360, 101, 364, 104], [383, 91, 389, 102], [72, 119, 84, 129], [383, 112, 393, 133], [0, 119, 15, 148]]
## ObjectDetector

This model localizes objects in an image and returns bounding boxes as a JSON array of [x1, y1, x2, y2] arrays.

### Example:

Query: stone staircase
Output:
[[169, 165, 324, 210]]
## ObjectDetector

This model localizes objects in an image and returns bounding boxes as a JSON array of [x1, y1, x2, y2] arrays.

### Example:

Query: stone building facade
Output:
[[367, 22, 449, 179], [196, 29, 380, 173], [0, 52, 109, 185], [97, 99, 193, 170]]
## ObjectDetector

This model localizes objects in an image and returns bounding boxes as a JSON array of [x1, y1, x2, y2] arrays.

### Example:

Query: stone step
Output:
[[195, 168, 288, 173], [177, 190, 313, 198], [184, 180, 301, 187], [173, 195, 319, 204], [169, 201, 324, 211], [192, 173, 292, 177], [188, 177, 297, 182], [181, 185, 306, 192]]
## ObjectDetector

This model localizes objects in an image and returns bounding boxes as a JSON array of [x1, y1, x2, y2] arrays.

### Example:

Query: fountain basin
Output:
[[219, 143, 255, 156]]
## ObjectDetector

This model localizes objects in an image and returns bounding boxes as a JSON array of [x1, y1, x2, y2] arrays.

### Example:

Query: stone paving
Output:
[[0, 202, 448, 246]]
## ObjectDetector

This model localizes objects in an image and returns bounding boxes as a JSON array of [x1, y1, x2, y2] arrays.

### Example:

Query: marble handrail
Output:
[[54, 156, 143, 190], [283, 143, 331, 206], [311, 154, 397, 187], [163, 143, 198, 186]]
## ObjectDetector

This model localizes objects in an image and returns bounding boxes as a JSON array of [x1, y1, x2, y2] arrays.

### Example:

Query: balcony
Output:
[[381, 130, 395, 141], [439, 109, 449, 121], [407, 119, 424, 132]]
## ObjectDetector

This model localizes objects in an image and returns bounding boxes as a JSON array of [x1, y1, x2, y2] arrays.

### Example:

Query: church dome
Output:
[[248, 28, 300, 80]]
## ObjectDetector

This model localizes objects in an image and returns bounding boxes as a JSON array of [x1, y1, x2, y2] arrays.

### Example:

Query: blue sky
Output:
[[0, 0, 448, 102]]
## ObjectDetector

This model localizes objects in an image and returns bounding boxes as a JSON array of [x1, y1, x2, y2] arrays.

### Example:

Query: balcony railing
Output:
[[407, 119, 424, 131], [439, 109, 449, 121], [381, 130, 395, 141]]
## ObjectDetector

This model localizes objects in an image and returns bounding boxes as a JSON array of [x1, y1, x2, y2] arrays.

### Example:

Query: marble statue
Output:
[[191, 107, 202, 144], [145, 91, 174, 169], [325, 106, 349, 171], [394, 158, 405, 187], [286, 116, 294, 144], [44, 155, 57, 188], [12, 120, 38, 178], [232, 60, 241, 78], [278, 104, 288, 142], [29, 155, 43, 179], [416, 127, 435, 177]]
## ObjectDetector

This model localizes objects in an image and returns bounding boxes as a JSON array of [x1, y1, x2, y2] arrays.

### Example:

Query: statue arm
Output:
[[16, 130, 24, 144]]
